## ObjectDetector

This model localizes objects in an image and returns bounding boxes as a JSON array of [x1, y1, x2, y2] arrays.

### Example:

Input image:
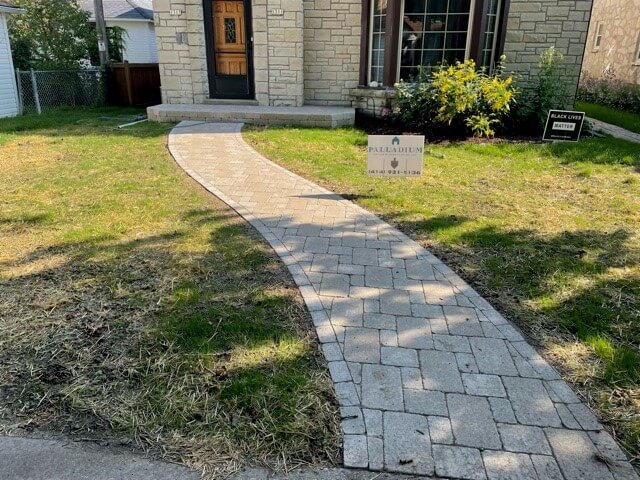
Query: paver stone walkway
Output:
[[168, 122, 638, 480]]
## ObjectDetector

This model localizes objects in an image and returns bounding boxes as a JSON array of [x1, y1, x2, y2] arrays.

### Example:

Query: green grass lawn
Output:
[[244, 126, 640, 462], [0, 109, 339, 476], [577, 100, 640, 134]]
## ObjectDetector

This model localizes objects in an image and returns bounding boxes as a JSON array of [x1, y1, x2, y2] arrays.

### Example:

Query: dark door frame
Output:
[[203, 0, 255, 99]]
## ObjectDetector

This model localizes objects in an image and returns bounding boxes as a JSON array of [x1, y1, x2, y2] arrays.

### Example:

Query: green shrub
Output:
[[578, 71, 640, 114], [512, 47, 573, 131], [393, 58, 517, 138]]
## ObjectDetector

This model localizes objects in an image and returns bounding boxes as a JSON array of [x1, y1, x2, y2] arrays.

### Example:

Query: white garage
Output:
[[0, 1, 22, 118]]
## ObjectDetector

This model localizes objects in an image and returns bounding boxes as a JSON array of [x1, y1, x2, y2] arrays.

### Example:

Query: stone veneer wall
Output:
[[153, 0, 595, 106], [302, 0, 361, 106], [153, 0, 208, 104], [502, 0, 594, 99], [581, 0, 640, 85]]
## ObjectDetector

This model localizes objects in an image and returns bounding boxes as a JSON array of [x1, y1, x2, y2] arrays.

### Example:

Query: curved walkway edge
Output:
[[168, 121, 638, 480]]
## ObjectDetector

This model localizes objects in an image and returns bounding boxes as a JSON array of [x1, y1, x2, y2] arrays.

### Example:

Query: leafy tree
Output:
[[9, 0, 92, 69]]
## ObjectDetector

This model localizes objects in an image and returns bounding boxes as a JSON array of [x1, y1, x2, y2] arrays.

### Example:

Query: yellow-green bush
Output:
[[394, 59, 517, 138]]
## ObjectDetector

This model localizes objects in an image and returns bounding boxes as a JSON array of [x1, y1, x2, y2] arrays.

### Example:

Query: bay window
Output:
[[362, 0, 508, 86]]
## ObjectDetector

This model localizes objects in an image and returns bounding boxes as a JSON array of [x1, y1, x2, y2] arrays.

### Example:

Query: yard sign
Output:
[[543, 110, 585, 142], [367, 135, 425, 177]]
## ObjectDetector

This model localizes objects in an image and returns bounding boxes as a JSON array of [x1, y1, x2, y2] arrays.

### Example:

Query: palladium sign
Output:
[[367, 135, 425, 177]]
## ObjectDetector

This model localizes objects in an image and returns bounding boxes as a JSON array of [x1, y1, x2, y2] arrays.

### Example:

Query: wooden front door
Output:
[[205, 0, 254, 99]]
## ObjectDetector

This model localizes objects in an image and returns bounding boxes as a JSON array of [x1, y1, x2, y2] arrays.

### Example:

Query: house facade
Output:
[[581, 0, 640, 85], [151, 0, 593, 112], [0, 1, 23, 118], [81, 0, 159, 64]]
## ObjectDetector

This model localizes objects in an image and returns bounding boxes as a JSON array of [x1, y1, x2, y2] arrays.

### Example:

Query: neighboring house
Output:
[[151, 0, 593, 112], [81, 0, 158, 63], [0, 0, 23, 118], [582, 0, 640, 84]]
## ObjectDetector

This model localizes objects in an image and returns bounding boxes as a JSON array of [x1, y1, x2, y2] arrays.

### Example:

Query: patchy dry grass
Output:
[[0, 109, 339, 478], [244, 126, 640, 465]]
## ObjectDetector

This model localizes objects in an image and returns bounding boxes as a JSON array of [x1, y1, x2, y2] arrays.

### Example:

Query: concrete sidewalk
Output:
[[0, 435, 198, 480], [588, 117, 640, 143], [168, 121, 638, 480]]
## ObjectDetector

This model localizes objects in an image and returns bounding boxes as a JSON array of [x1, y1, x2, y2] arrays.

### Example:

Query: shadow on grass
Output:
[[0, 207, 338, 471], [548, 138, 640, 169], [389, 215, 640, 386]]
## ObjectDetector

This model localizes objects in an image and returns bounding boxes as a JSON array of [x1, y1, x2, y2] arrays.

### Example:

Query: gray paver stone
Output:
[[365, 266, 394, 288], [311, 254, 339, 273], [456, 352, 479, 373], [347, 362, 362, 384], [428, 416, 454, 445], [340, 407, 365, 434], [411, 303, 444, 318], [379, 329, 398, 347], [555, 403, 582, 429], [344, 328, 380, 364], [419, 350, 464, 393], [330, 298, 363, 327], [353, 248, 379, 266], [546, 428, 614, 480], [470, 337, 518, 376], [422, 281, 457, 305], [383, 412, 435, 475], [502, 377, 561, 427], [567, 403, 602, 431], [545, 380, 581, 404], [443, 306, 484, 337], [404, 389, 448, 416], [530, 455, 563, 480], [588, 430, 629, 462], [400, 367, 423, 389], [498, 424, 552, 455], [489, 397, 517, 424], [334, 382, 359, 406], [361, 364, 404, 411], [434, 334, 471, 353], [363, 408, 383, 436], [462, 373, 506, 397], [447, 393, 502, 449], [363, 313, 396, 329], [328, 361, 352, 383], [381, 347, 419, 367], [343, 435, 368, 468], [321, 342, 342, 362], [367, 436, 384, 471], [380, 290, 412, 315], [433, 444, 486, 480], [304, 237, 329, 254], [320, 273, 351, 297], [397, 317, 433, 349], [405, 259, 436, 280], [482, 451, 537, 480]]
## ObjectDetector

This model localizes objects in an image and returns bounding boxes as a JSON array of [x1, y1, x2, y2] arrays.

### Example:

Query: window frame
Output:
[[360, 0, 509, 87], [395, 0, 479, 81], [593, 22, 604, 51]]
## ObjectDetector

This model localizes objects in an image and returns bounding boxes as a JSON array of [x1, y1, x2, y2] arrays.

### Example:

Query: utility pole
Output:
[[93, 0, 110, 67]]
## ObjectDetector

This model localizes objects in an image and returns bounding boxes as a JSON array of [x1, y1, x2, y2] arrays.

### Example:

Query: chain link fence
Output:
[[15, 69, 106, 114]]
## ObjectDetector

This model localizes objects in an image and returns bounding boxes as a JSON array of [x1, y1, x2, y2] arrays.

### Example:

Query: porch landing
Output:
[[147, 104, 355, 128]]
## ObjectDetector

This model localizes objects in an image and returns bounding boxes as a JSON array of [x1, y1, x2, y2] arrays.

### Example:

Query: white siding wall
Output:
[[109, 20, 158, 63], [0, 13, 19, 118]]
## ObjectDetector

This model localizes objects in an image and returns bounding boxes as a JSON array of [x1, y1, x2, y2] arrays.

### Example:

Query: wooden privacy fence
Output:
[[109, 62, 161, 107]]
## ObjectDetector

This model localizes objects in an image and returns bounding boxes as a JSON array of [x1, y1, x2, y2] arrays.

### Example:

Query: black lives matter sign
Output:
[[543, 110, 585, 142]]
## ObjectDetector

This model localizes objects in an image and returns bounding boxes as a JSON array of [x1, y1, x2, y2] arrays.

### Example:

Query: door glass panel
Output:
[[224, 18, 237, 43]]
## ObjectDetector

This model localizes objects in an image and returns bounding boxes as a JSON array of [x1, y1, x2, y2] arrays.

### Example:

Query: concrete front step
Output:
[[147, 104, 355, 128]]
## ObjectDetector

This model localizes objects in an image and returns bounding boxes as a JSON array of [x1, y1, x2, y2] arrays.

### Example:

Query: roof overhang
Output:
[[0, 5, 25, 14]]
